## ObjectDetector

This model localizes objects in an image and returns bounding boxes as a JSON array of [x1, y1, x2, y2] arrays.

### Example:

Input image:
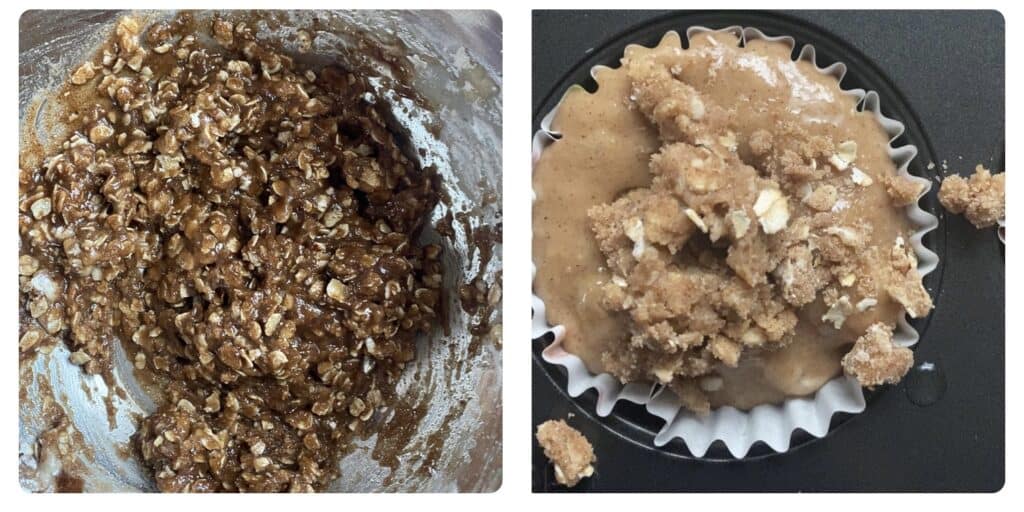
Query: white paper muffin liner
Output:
[[532, 26, 940, 458]]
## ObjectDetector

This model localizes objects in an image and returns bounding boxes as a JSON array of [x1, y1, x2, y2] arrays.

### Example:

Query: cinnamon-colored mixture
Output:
[[533, 32, 932, 413], [20, 14, 442, 492]]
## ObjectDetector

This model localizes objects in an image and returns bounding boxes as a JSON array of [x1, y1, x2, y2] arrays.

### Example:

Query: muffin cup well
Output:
[[532, 25, 939, 458]]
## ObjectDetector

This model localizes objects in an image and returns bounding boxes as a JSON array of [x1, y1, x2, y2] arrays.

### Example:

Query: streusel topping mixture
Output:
[[20, 14, 441, 491]]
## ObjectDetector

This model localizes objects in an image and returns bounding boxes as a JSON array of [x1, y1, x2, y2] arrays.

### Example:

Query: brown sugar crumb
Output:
[[748, 129, 773, 157], [938, 165, 1005, 228], [841, 323, 913, 387], [803, 184, 839, 212], [883, 175, 927, 207], [885, 238, 933, 319], [588, 189, 696, 275], [886, 276, 933, 319], [535, 420, 596, 487], [708, 335, 741, 367]]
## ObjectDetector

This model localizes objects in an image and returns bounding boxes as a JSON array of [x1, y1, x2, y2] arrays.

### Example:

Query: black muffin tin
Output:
[[532, 10, 1004, 492]]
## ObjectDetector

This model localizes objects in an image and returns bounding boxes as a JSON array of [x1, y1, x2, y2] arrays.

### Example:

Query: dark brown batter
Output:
[[19, 14, 441, 492]]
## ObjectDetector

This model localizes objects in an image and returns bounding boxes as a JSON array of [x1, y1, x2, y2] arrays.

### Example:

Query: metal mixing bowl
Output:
[[19, 10, 502, 492]]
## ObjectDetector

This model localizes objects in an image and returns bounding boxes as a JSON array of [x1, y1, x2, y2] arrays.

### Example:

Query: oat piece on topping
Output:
[[841, 323, 913, 387], [938, 165, 1005, 228], [535, 420, 596, 487]]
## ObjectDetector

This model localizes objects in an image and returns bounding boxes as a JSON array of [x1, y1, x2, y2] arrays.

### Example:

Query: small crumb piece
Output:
[[884, 175, 927, 206], [536, 420, 596, 488], [709, 335, 741, 367], [803, 184, 838, 212], [842, 323, 913, 387], [938, 165, 1005, 228]]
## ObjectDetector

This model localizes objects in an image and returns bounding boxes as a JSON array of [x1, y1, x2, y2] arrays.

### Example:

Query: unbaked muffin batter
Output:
[[533, 31, 931, 413]]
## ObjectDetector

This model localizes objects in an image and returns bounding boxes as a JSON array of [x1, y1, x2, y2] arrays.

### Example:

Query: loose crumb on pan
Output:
[[938, 164, 1005, 228], [841, 323, 913, 387], [535, 420, 595, 488]]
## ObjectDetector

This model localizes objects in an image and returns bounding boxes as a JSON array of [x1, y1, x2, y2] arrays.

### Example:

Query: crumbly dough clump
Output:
[[841, 323, 913, 386], [535, 420, 595, 487], [585, 36, 931, 413], [884, 175, 928, 207], [938, 165, 1005, 228]]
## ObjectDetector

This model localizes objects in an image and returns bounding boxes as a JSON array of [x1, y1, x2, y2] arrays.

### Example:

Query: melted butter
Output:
[[533, 31, 913, 409]]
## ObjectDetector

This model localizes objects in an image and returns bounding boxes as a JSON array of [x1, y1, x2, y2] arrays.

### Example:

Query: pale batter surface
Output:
[[533, 31, 932, 413]]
